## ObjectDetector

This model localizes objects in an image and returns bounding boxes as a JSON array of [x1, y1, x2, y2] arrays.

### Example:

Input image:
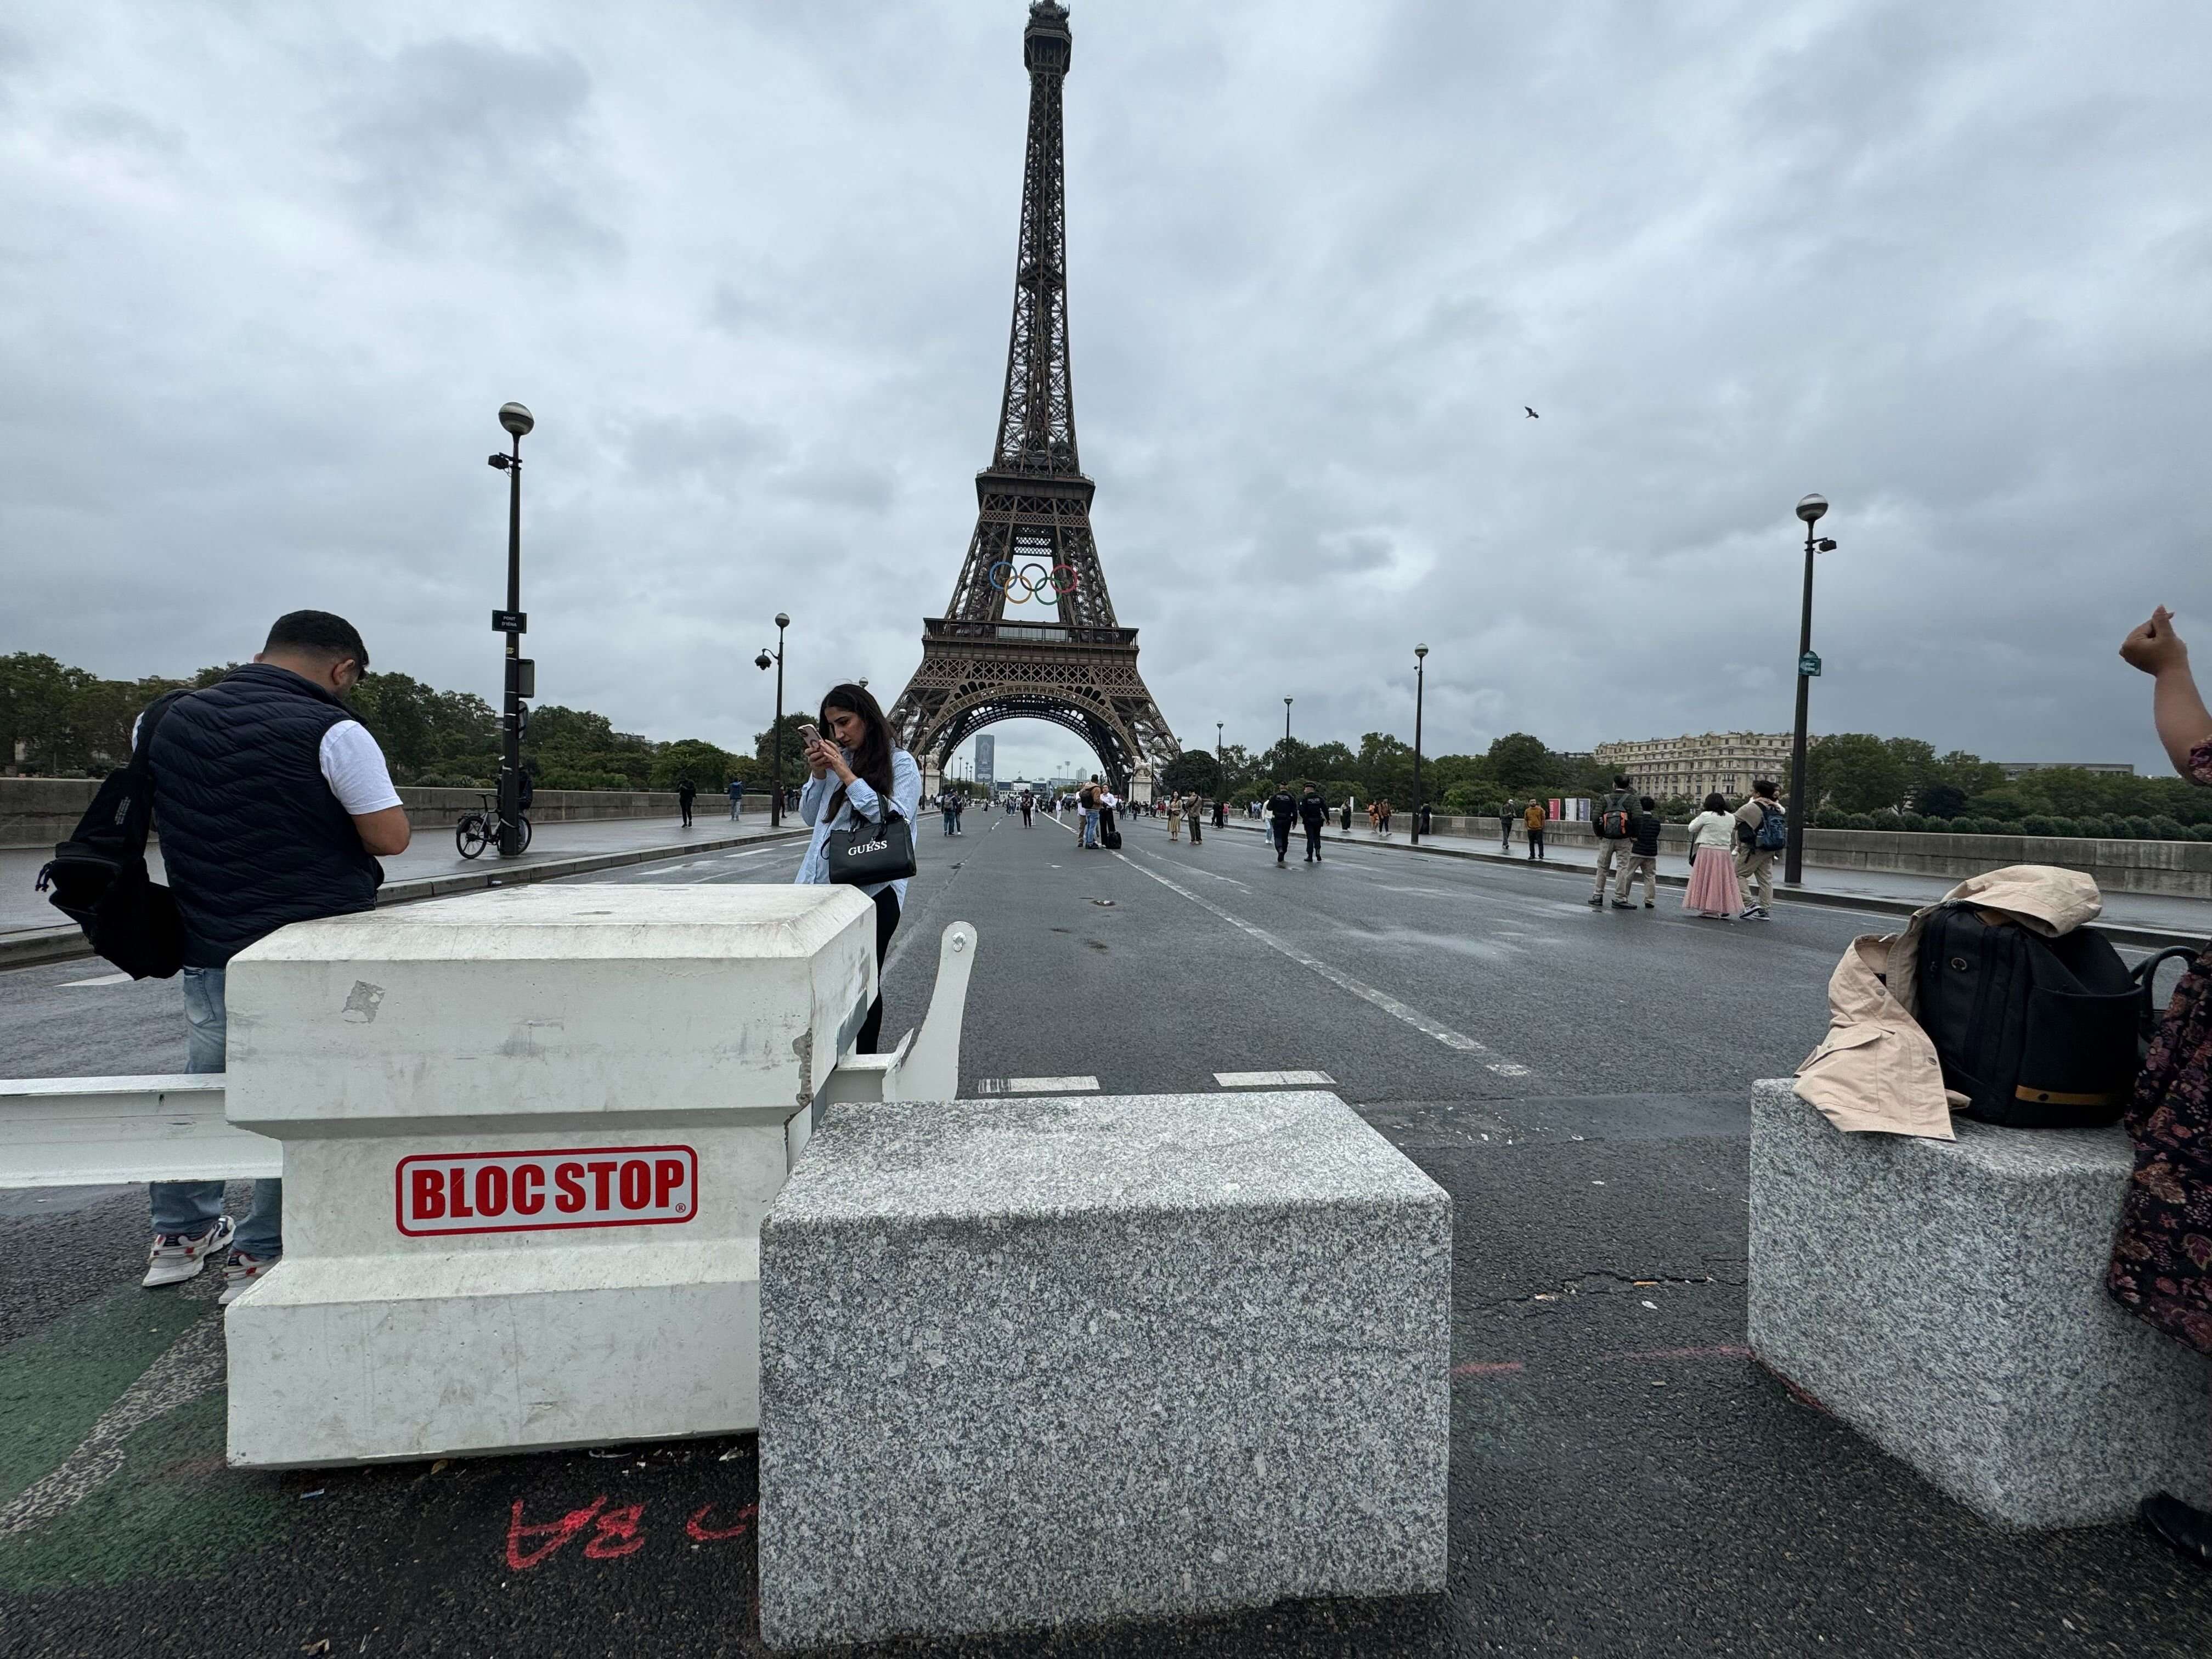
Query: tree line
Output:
[[1165, 727, 2206, 840], [0, 652, 808, 795], [8, 652, 2193, 838]]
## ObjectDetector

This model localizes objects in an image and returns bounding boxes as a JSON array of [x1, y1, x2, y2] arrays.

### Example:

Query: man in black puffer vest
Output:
[[139, 611, 412, 1306]]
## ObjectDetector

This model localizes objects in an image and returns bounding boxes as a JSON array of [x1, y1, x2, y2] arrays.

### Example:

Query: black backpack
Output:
[[1914, 905, 2162, 1128], [35, 690, 192, 979]]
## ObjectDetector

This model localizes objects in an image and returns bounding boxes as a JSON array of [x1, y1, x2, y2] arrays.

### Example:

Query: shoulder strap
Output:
[[110, 689, 191, 856]]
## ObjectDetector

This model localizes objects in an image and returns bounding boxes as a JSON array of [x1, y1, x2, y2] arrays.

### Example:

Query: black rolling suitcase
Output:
[[1914, 905, 2142, 1127]]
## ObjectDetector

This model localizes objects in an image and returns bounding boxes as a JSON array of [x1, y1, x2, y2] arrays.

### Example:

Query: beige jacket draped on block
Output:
[[1793, 866, 2106, 1139]]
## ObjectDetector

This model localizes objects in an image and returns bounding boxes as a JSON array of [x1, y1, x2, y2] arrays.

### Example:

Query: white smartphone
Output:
[[798, 724, 822, 748]]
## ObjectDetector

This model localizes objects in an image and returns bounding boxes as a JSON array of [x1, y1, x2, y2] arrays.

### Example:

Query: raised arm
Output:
[[2120, 607, 2212, 779]]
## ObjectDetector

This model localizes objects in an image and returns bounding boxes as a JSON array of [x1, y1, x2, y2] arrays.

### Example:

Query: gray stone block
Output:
[[756, 1090, 1451, 1649], [1749, 1079, 2211, 1528]]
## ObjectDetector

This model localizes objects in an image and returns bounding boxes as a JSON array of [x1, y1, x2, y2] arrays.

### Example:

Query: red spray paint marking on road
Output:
[[687, 1501, 757, 1542], [1451, 1361, 1525, 1378], [506, 1496, 607, 1571], [504, 1495, 759, 1571]]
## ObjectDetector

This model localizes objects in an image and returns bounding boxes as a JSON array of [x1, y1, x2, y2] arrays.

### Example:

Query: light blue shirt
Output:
[[794, 747, 923, 904]]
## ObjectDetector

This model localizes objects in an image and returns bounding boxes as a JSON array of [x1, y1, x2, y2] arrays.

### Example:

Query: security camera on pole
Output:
[[1784, 493, 1839, 885], [486, 402, 535, 857], [755, 613, 790, 828]]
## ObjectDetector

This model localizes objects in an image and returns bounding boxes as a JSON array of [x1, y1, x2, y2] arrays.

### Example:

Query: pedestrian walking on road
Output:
[[1500, 804, 1514, 853], [1590, 774, 1641, 909], [136, 610, 411, 1304], [1299, 783, 1327, 862], [1615, 796, 1662, 909], [1267, 783, 1297, 864], [677, 775, 696, 827], [1342, 795, 1355, 832], [795, 682, 921, 1054], [1187, 794, 1206, 845], [1213, 797, 1227, 831], [1734, 780, 1785, 919], [1522, 800, 1547, 860], [938, 790, 957, 837], [1167, 791, 1183, 840], [1020, 789, 1034, 826], [727, 776, 745, 820], [1683, 793, 1742, 919], [2107, 603, 2212, 1571]]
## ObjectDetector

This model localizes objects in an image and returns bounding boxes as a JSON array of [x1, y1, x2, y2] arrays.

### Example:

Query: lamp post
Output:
[[1410, 644, 1429, 845], [1785, 495, 1838, 885], [754, 611, 790, 827], [486, 402, 534, 855]]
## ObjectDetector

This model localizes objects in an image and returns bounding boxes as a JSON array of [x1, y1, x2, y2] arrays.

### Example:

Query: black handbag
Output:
[[36, 689, 193, 979], [825, 800, 917, 886]]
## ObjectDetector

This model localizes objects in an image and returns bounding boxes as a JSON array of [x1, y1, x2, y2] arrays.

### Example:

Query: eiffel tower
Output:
[[888, 1, 1178, 800]]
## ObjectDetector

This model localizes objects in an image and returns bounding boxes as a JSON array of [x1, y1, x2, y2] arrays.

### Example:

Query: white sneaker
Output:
[[219, 1250, 281, 1306], [143, 1216, 235, 1288]]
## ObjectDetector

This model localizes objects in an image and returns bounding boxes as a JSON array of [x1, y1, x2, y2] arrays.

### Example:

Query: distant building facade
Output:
[[973, 734, 995, 789], [1996, 760, 2135, 779], [1593, 731, 1794, 803]]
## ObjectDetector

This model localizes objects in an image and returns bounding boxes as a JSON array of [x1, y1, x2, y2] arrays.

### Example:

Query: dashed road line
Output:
[[1214, 1070, 1335, 1087], [58, 972, 133, 988], [975, 1075, 1102, 1094]]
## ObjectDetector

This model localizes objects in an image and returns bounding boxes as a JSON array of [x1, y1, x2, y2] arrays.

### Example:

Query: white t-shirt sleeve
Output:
[[320, 720, 403, 815]]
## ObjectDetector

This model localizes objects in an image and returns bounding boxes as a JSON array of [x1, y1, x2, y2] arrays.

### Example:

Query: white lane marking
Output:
[[59, 972, 133, 988], [0, 1314, 225, 1536], [1215, 1070, 1335, 1087], [974, 1076, 1101, 1095], [1115, 850, 1526, 1070]]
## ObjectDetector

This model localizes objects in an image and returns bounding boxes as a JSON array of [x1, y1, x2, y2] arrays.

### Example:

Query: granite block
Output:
[[1748, 1079, 2211, 1528], [755, 1090, 1451, 1650]]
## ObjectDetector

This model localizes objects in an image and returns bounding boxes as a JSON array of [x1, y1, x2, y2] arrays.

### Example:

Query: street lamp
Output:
[[754, 611, 790, 827], [486, 402, 534, 856], [1410, 644, 1429, 845], [1785, 495, 1838, 885]]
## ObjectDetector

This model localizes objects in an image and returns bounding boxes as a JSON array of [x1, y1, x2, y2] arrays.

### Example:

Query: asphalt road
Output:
[[3, 807, 2208, 1657]]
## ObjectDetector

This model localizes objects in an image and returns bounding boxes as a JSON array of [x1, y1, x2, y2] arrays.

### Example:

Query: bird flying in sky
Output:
[[1524, 407, 1539, 419]]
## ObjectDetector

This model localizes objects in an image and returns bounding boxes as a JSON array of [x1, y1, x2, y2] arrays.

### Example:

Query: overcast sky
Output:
[[4, 1, 2207, 781]]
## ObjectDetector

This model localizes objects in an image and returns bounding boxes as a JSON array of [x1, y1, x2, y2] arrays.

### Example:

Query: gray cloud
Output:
[[3, 0, 2208, 787]]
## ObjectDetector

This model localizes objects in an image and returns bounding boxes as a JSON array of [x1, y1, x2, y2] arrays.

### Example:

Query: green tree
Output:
[[651, 739, 739, 791], [1803, 733, 1912, 814], [753, 714, 817, 793], [1486, 732, 1552, 794], [1160, 750, 1220, 795]]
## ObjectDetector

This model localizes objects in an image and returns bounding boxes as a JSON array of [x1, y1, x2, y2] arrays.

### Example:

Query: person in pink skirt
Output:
[[1681, 792, 1742, 919]]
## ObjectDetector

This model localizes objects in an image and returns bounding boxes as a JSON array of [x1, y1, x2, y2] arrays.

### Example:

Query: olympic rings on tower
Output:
[[988, 560, 1080, 600]]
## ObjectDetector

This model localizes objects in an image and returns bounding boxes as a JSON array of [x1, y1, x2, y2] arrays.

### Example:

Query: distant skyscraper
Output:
[[974, 734, 995, 788]]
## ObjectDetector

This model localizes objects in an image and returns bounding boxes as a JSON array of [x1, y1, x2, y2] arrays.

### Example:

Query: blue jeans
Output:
[[1081, 809, 1100, 847], [150, 966, 283, 1259]]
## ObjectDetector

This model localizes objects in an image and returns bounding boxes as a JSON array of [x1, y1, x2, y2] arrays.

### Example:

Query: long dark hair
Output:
[[1703, 792, 1729, 814], [820, 682, 895, 818]]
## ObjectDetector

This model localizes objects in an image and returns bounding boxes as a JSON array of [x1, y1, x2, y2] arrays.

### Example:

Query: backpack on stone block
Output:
[[1914, 906, 2140, 1127], [1754, 802, 1788, 851]]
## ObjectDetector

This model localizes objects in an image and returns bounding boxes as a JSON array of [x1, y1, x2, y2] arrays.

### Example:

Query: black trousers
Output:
[[1304, 822, 1323, 859], [1272, 820, 1291, 857], [856, 886, 901, 1054]]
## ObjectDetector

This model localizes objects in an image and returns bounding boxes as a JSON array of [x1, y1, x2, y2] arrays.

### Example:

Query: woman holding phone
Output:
[[794, 683, 922, 1052]]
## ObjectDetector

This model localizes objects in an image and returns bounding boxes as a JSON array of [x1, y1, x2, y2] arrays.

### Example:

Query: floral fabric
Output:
[[2105, 737, 2212, 1355]]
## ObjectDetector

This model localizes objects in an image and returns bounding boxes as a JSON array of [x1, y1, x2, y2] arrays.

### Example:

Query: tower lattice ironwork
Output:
[[887, 1, 1178, 797]]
